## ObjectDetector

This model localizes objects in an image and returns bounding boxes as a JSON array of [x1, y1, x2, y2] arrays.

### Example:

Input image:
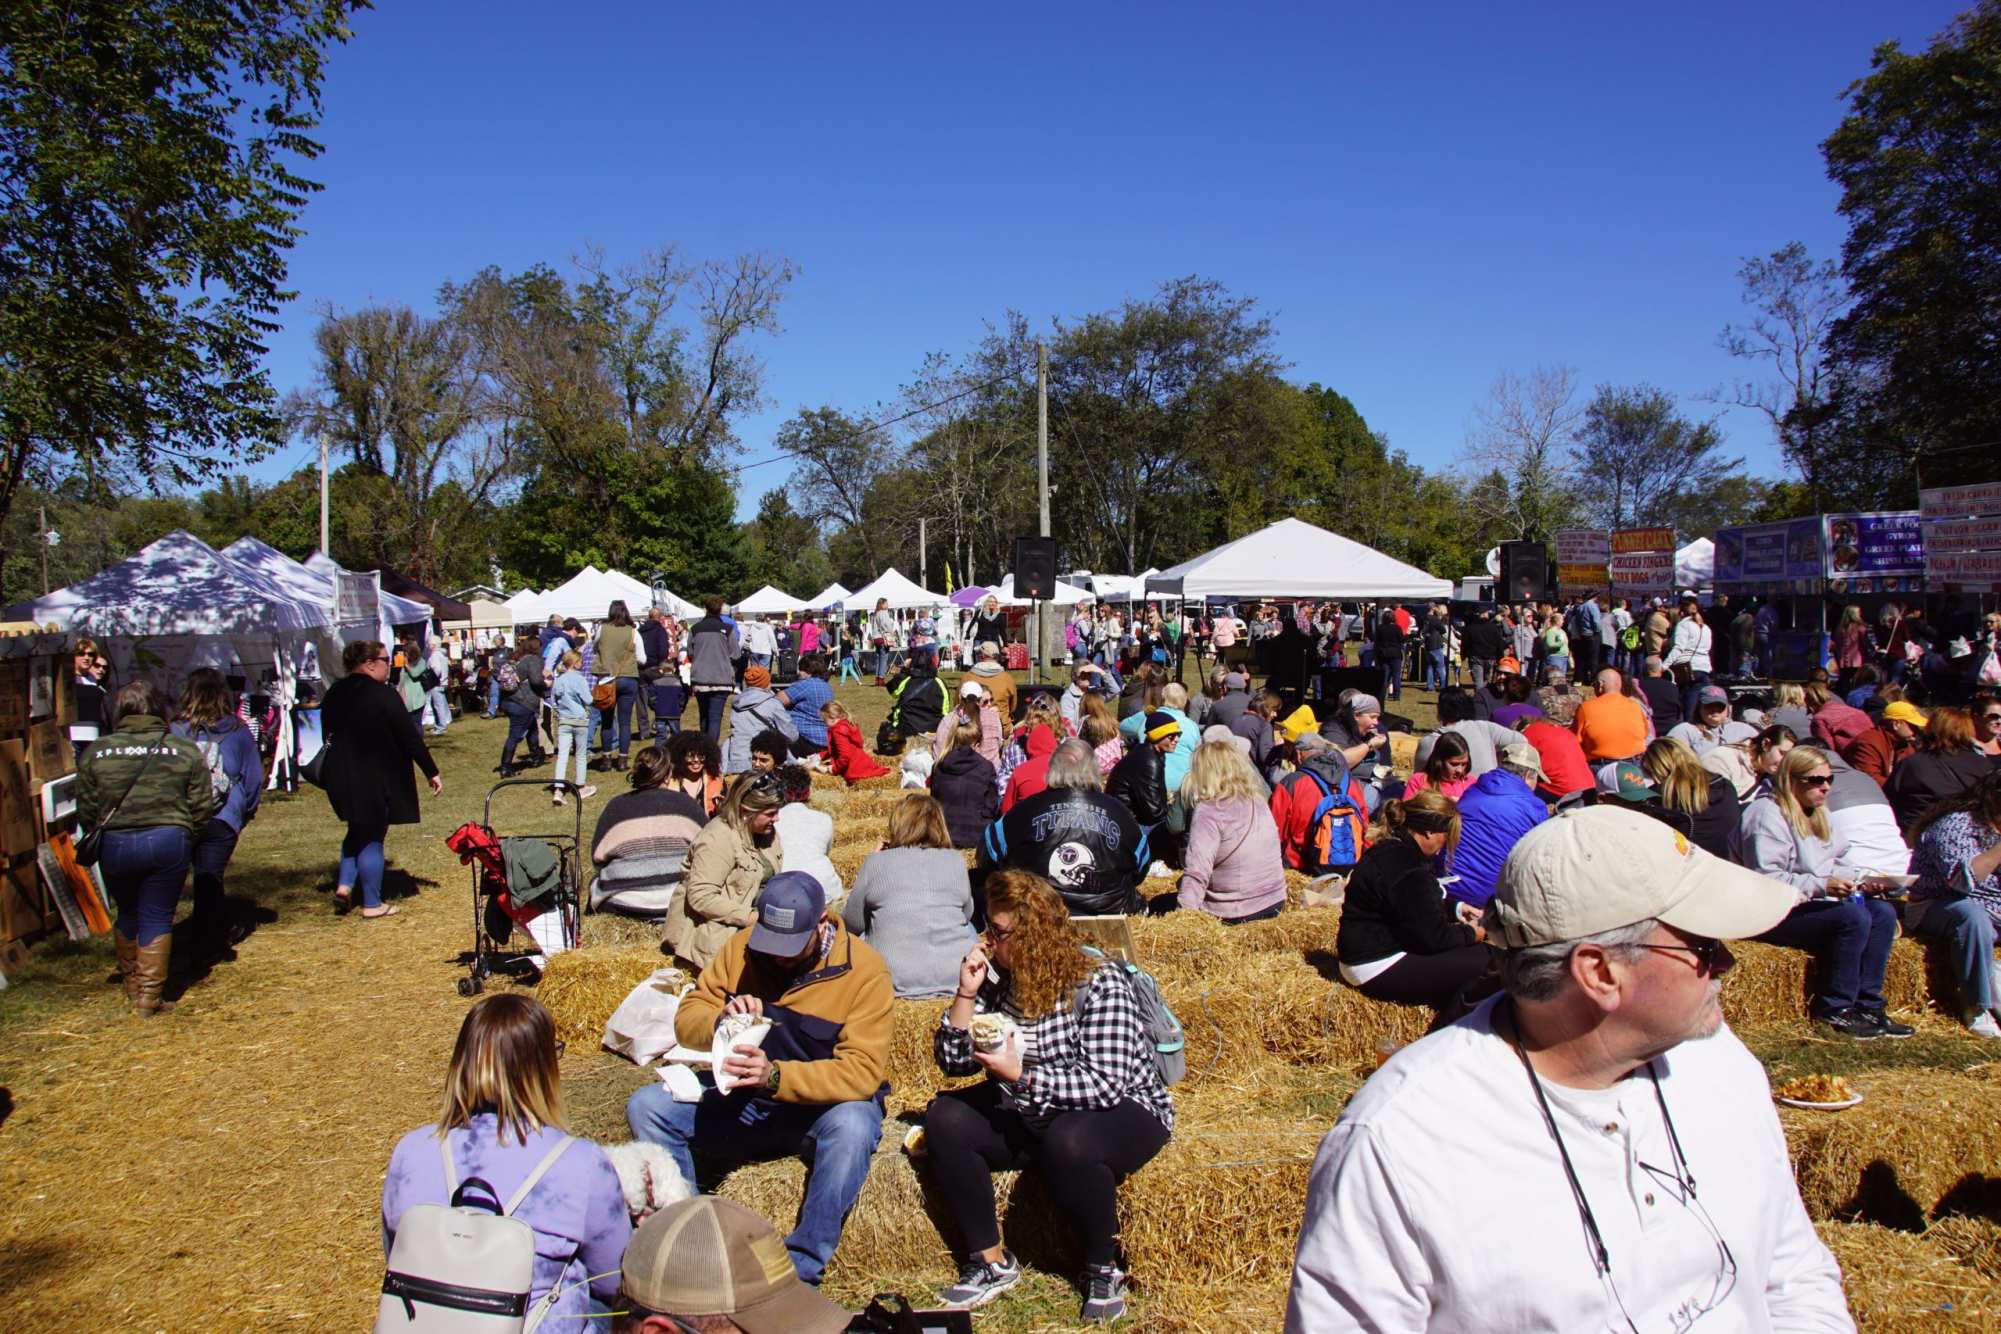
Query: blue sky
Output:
[[262, 1, 1965, 520]]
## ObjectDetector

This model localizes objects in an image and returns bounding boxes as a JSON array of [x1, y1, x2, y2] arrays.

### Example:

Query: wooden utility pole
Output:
[[318, 430, 330, 555], [38, 504, 49, 595], [918, 515, 928, 591], [1034, 341, 1050, 683]]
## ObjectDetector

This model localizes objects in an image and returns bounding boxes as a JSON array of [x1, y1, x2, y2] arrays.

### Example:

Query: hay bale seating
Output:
[[537, 945, 678, 1049], [1817, 1221, 2001, 1332], [1784, 1066, 2001, 1227]]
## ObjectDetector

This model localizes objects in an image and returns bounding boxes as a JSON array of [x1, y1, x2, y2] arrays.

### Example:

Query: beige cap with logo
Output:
[[619, 1197, 848, 1334], [1487, 806, 1798, 948]]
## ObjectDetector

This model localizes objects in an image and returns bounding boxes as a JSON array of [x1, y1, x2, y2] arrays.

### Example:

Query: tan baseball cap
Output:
[[1487, 806, 1797, 948], [619, 1197, 848, 1334]]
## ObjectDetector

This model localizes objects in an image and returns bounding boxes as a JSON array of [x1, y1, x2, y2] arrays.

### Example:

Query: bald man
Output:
[[1571, 668, 1652, 764]]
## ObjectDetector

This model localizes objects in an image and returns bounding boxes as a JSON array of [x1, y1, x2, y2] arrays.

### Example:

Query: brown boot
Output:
[[132, 937, 176, 1016], [114, 931, 139, 1004]]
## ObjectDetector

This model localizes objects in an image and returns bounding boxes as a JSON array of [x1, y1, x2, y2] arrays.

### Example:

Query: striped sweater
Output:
[[589, 787, 708, 908]]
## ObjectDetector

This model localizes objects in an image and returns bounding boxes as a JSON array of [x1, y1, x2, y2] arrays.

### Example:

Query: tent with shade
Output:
[[355, 562, 472, 623], [11, 531, 329, 635], [1154, 517, 1453, 601], [844, 568, 944, 610], [949, 585, 990, 609], [807, 581, 852, 609], [732, 585, 803, 615], [302, 552, 436, 630], [1675, 538, 1714, 592], [229, 539, 434, 634], [993, 573, 1091, 607], [503, 587, 546, 622]]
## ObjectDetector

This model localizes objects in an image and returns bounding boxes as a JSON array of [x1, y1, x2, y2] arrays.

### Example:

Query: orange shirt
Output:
[[1572, 692, 1651, 761]]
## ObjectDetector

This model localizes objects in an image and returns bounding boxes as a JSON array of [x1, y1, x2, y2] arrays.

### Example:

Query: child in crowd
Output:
[[820, 698, 890, 783], [550, 650, 597, 804]]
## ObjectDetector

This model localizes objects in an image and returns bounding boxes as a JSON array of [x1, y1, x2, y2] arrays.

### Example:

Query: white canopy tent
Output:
[[843, 568, 945, 610], [993, 573, 1092, 607], [231, 539, 434, 638], [299, 551, 435, 629], [1090, 569, 1160, 602], [1675, 539, 1714, 592], [504, 587, 547, 622], [1154, 517, 1453, 601], [448, 598, 515, 631], [528, 567, 644, 622], [732, 585, 804, 616], [11, 531, 330, 635], [807, 581, 852, 609]]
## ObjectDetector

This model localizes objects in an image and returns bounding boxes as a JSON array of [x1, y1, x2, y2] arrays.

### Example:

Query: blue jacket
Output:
[[550, 669, 595, 720], [171, 717, 264, 833], [1448, 768, 1548, 908]]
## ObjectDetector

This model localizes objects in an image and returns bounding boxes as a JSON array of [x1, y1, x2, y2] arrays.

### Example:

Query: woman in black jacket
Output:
[[321, 639, 441, 919], [1641, 737, 1742, 859], [1886, 706, 1997, 841], [970, 594, 1008, 652], [887, 658, 946, 738], [930, 718, 1000, 847], [1333, 790, 1487, 1010]]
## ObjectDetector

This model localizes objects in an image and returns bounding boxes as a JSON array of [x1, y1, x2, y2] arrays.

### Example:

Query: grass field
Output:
[[0, 664, 1995, 1332]]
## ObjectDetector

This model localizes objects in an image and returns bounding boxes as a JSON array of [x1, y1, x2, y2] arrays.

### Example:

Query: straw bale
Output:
[[1232, 904, 1343, 957], [1818, 1221, 2001, 1332], [1159, 949, 1433, 1077], [1721, 938, 1932, 1028], [1388, 733, 1420, 771], [1783, 1067, 2001, 1226], [1926, 1216, 2001, 1279], [537, 945, 677, 1049]]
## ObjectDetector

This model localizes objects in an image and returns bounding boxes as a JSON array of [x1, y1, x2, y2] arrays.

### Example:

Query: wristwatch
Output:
[[763, 1063, 781, 1096]]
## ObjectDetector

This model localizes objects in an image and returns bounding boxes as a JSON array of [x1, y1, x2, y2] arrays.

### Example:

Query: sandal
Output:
[[361, 905, 399, 920], [333, 887, 353, 914]]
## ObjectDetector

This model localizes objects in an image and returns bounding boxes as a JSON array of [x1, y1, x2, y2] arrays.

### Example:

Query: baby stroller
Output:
[[444, 779, 584, 996]]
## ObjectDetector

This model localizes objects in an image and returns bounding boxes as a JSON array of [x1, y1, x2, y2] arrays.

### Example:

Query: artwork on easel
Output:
[[26, 657, 53, 720], [28, 718, 72, 786], [36, 842, 88, 942]]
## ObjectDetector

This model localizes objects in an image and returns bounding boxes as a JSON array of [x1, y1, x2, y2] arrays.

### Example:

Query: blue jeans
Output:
[[874, 646, 891, 680], [189, 817, 240, 939], [1425, 650, 1447, 691], [1378, 652, 1401, 698], [486, 677, 500, 715], [1680, 671, 1711, 721], [697, 690, 729, 741], [1756, 895, 1898, 1017], [749, 652, 772, 670], [340, 823, 389, 910], [426, 685, 452, 732], [1911, 899, 1998, 1019], [499, 699, 538, 764], [627, 1082, 883, 1283], [611, 677, 638, 755], [101, 826, 192, 946]]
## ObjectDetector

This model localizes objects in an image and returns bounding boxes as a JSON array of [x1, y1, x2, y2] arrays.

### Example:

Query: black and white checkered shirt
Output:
[[935, 959, 1174, 1133]]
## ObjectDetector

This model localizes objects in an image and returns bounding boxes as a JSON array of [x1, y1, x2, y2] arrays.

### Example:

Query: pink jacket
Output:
[[1178, 796, 1288, 921]]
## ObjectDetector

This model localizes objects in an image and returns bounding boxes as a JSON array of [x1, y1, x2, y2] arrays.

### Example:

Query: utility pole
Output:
[[918, 515, 927, 591], [39, 504, 49, 595], [318, 430, 330, 555], [1035, 341, 1050, 684]]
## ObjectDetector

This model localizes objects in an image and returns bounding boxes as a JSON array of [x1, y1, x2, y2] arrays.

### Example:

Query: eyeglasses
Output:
[[1980, 713, 2001, 723], [554, 1039, 567, 1057], [1634, 938, 1728, 973], [1794, 774, 1833, 789], [983, 922, 1015, 942]]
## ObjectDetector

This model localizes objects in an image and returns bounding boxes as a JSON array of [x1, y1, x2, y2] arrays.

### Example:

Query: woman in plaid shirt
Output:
[[926, 871, 1173, 1323]]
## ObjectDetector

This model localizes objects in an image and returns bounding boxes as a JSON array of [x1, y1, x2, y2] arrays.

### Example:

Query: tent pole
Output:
[[1034, 340, 1050, 685]]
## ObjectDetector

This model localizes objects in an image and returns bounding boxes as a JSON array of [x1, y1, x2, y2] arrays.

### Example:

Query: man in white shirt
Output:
[[1287, 806, 1854, 1333], [424, 639, 452, 735]]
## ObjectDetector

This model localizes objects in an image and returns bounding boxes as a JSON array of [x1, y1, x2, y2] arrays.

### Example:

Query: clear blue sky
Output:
[[262, 1, 1965, 520]]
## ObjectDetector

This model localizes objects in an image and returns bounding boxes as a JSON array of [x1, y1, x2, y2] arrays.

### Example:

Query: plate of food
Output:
[[1774, 1074, 1862, 1111], [1859, 873, 1919, 892]]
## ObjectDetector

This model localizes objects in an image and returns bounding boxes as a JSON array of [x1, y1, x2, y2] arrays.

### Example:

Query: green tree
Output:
[[0, 0, 365, 589], [1819, 2, 2001, 495], [1571, 384, 1743, 530], [743, 489, 833, 598], [1459, 365, 1581, 542]]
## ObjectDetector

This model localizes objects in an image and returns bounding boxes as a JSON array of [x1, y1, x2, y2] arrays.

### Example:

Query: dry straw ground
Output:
[[1, 681, 1998, 1333]]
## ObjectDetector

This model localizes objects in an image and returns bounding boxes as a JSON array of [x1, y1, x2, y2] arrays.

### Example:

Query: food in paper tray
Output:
[[969, 1012, 1015, 1052], [710, 1014, 774, 1093], [1774, 1074, 1859, 1108], [903, 1125, 928, 1158]]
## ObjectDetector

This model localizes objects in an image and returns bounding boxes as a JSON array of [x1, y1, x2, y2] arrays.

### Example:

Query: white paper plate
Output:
[[1775, 1092, 1863, 1111], [1859, 874, 1918, 890], [711, 1019, 773, 1093]]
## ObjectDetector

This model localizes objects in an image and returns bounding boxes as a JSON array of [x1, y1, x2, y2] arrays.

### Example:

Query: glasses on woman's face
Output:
[[1795, 773, 1833, 789], [984, 922, 1015, 943]]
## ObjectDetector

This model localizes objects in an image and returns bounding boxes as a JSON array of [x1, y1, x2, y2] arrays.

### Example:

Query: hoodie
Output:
[[1448, 768, 1549, 908], [721, 687, 798, 773], [1000, 725, 1059, 812], [930, 747, 1002, 848], [1177, 794, 1287, 921], [969, 659, 1017, 722]]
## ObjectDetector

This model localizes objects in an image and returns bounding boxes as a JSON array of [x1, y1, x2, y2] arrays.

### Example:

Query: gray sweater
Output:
[[839, 847, 975, 999]]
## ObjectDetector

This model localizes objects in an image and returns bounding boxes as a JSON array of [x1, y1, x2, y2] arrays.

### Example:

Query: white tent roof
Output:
[[1089, 569, 1159, 602], [732, 584, 803, 616], [1675, 538, 1714, 591], [527, 567, 637, 622], [9, 531, 331, 634], [844, 568, 945, 610], [451, 598, 515, 630], [994, 573, 1092, 607], [807, 582, 852, 609], [503, 587, 546, 619], [299, 550, 435, 626], [1155, 517, 1453, 601]]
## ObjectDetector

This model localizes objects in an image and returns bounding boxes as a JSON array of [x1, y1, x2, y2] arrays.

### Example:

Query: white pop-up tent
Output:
[[11, 531, 330, 635], [994, 573, 1092, 607], [1090, 569, 1160, 602], [807, 582, 852, 609], [230, 538, 434, 638], [300, 551, 435, 630], [1155, 517, 1453, 601], [732, 585, 803, 616], [844, 568, 945, 610], [1675, 539, 1714, 592], [504, 587, 547, 622]]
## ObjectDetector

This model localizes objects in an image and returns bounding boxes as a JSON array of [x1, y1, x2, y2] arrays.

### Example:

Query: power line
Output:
[[733, 362, 1032, 473]]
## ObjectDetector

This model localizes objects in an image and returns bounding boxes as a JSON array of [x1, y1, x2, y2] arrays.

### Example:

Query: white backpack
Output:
[[375, 1134, 577, 1334]]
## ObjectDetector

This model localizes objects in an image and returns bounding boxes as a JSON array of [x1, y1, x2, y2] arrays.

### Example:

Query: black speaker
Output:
[[1014, 537, 1058, 599], [1500, 541, 1548, 603]]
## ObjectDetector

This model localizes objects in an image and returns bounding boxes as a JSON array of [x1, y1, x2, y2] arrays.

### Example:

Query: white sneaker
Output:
[[1147, 860, 1174, 879], [1968, 1011, 2001, 1040]]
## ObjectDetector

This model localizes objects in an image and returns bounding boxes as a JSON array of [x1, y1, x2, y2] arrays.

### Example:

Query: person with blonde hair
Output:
[[927, 871, 1173, 1321], [930, 716, 1000, 847], [1174, 740, 1287, 922], [842, 793, 976, 997], [1640, 736, 1739, 858], [1333, 790, 1486, 1010], [664, 771, 786, 969], [1732, 745, 1907, 1039], [1080, 691, 1125, 775], [382, 994, 630, 1328]]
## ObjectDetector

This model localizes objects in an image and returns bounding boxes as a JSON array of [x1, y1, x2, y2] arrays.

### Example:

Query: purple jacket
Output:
[[383, 1116, 631, 1330]]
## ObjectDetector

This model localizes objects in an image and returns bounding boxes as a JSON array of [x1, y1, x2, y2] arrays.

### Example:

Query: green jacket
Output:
[[77, 714, 217, 836]]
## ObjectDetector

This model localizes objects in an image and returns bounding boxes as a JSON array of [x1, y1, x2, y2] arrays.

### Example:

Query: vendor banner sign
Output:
[[1926, 548, 2001, 586], [334, 571, 380, 626], [1609, 528, 1676, 597], [1554, 530, 1610, 595], [1920, 481, 2001, 521], [1822, 512, 1923, 580], [1713, 519, 1824, 592]]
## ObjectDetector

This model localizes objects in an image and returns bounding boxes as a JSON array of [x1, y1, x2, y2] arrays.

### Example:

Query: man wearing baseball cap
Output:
[[1207, 670, 1254, 728], [627, 871, 893, 1285], [613, 1196, 850, 1334], [1667, 684, 1758, 757], [1846, 699, 1926, 787], [1445, 743, 1549, 910], [1287, 807, 1852, 1332]]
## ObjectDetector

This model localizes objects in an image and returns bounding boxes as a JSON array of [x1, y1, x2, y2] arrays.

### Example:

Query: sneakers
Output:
[[1818, 1007, 1883, 1040], [937, 1250, 1021, 1310], [1966, 1011, 2001, 1039], [1080, 1264, 1128, 1323], [577, 784, 598, 800], [1864, 1008, 1915, 1039]]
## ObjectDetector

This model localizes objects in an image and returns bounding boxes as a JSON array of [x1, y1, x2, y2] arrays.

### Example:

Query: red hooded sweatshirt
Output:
[[1000, 724, 1059, 812]]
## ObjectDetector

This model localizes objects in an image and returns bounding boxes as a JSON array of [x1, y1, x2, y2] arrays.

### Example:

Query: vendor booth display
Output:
[[0, 629, 110, 955]]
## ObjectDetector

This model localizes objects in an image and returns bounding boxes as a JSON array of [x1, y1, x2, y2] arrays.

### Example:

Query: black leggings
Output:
[[1355, 944, 1491, 1010], [925, 1082, 1169, 1267]]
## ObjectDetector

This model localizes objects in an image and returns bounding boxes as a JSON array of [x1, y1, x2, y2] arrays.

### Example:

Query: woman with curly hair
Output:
[[662, 728, 723, 817], [926, 871, 1173, 1323]]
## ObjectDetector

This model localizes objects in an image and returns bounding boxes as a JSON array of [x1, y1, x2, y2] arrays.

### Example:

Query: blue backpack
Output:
[[1080, 946, 1186, 1086], [1292, 761, 1366, 875]]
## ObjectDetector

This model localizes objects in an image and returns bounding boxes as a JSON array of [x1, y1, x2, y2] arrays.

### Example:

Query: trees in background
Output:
[[1572, 385, 1741, 531], [0, 0, 364, 591]]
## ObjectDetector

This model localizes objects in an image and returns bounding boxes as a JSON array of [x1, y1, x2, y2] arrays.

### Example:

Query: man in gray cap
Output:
[[1207, 670, 1254, 728], [613, 1196, 850, 1333], [1287, 806, 1852, 1332]]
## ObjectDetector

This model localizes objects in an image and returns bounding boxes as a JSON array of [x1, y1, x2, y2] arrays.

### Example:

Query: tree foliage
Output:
[[1572, 385, 1742, 530], [0, 0, 365, 587]]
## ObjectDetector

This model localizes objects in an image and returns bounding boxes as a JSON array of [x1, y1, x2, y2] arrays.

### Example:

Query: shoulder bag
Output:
[[75, 733, 165, 867]]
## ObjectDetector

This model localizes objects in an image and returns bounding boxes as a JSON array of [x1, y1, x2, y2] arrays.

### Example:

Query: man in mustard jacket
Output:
[[627, 871, 893, 1284]]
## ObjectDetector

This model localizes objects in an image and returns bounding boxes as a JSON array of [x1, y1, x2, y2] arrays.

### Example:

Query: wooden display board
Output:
[[0, 638, 79, 950]]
